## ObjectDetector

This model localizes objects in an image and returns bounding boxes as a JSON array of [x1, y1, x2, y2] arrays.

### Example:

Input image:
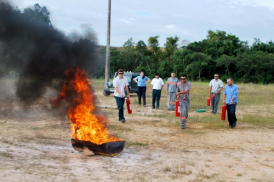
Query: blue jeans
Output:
[[211, 92, 221, 113], [137, 86, 146, 105], [226, 104, 237, 126], [180, 101, 190, 128], [114, 96, 125, 120], [152, 89, 161, 108]]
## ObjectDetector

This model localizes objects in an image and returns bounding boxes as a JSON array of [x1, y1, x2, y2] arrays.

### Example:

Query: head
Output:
[[140, 71, 145, 79], [171, 72, 175, 78], [227, 78, 233, 86], [214, 73, 219, 80], [181, 74, 187, 83], [118, 69, 124, 79], [155, 73, 160, 79]]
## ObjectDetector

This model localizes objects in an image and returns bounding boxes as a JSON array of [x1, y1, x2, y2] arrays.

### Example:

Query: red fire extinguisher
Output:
[[126, 99, 132, 114], [175, 99, 180, 117], [207, 94, 216, 106], [221, 105, 226, 120]]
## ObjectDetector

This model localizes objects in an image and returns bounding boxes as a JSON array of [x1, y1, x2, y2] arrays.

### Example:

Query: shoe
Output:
[[232, 123, 237, 128], [152, 107, 155, 109], [119, 119, 126, 123], [181, 126, 185, 129], [172, 109, 175, 111], [210, 111, 214, 113], [168, 108, 170, 111]]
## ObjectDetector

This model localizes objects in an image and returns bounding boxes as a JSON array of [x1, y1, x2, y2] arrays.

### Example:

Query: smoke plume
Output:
[[0, 1, 98, 104]]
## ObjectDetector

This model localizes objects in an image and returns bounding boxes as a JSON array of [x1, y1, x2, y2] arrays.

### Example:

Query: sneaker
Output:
[[210, 111, 214, 113], [181, 126, 185, 129], [119, 119, 126, 123]]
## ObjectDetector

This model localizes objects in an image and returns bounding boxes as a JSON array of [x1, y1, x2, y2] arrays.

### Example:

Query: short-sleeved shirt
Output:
[[177, 81, 191, 102], [113, 76, 129, 97], [151, 78, 164, 90], [209, 79, 223, 93], [136, 76, 148, 87], [224, 84, 238, 104]]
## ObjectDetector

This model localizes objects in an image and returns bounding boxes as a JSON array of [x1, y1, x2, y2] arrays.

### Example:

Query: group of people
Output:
[[113, 69, 238, 129]]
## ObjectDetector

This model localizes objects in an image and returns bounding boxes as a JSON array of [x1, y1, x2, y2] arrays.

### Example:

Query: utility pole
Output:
[[105, 0, 111, 83]]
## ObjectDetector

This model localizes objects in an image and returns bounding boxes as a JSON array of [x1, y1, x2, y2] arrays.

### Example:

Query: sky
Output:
[[11, 0, 274, 47]]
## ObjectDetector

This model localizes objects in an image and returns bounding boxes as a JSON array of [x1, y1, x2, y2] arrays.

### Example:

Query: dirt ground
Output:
[[1, 79, 274, 182]]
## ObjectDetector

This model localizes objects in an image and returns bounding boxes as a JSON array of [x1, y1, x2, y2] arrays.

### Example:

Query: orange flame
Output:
[[52, 67, 121, 145]]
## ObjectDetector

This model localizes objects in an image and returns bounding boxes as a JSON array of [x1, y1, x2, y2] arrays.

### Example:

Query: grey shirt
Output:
[[113, 76, 129, 97], [209, 79, 223, 93], [166, 77, 179, 92], [177, 81, 191, 102]]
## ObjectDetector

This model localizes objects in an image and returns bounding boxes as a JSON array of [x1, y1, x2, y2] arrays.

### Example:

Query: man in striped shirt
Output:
[[166, 72, 179, 111]]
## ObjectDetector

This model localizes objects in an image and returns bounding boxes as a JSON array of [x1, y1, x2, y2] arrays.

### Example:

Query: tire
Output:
[[103, 90, 110, 96]]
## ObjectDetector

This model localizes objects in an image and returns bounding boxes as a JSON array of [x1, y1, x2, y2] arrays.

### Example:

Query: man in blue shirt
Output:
[[223, 78, 238, 128]]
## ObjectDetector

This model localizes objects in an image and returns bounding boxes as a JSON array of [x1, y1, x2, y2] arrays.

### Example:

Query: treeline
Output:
[[98, 30, 274, 83]]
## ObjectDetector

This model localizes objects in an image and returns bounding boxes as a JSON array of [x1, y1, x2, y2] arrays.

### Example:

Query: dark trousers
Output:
[[114, 96, 125, 120], [211, 92, 221, 113], [226, 104, 237, 126], [152, 89, 161, 108], [137, 86, 146, 105]]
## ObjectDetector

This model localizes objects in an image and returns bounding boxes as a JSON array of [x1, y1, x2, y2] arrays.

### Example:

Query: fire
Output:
[[51, 67, 121, 145]]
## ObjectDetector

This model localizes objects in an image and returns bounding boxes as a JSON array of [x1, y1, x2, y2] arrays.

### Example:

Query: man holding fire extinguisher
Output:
[[208, 73, 223, 114], [223, 78, 238, 128], [176, 74, 191, 129], [113, 69, 130, 123]]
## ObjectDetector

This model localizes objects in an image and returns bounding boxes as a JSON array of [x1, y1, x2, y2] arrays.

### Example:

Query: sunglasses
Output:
[[181, 78, 186, 80], [118, 72, 124, 75]]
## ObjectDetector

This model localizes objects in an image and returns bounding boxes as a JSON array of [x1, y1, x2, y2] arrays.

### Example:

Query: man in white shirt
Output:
[[113, 69, 130, 123], [208, 73, 223, 114], [151, 73, 164, 109]]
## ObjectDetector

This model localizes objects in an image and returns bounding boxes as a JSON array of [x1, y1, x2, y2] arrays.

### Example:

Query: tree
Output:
[[215, 55, 236, 76], [23, 4, 52, 26]]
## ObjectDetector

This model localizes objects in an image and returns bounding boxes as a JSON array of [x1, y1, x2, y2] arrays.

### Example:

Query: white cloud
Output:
[[166, 25, 175, 29]]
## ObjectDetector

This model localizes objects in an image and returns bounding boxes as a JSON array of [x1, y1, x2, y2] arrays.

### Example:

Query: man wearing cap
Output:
[[223, 78, 238, 128], [151, 73, 164, 109], [208, 73, 223, 114], [113, 69, 130, 123], [176, 74, 191, 129], [166, 72, 179, 111]]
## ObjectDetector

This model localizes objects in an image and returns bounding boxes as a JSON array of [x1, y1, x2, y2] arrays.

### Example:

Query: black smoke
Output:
[[0, 1, 98, 104]]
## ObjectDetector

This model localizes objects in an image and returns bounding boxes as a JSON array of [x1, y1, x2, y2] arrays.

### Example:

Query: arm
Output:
[[114, 87, 124, 97], [146, 78, 151, 84], [177, 89, 189, 95], [223, 94, 226, 105], [209, 86, 212, 96], [216, 87, 223, 94], [133, 77, 138, 83], [161, 85, 164, 91], [125, 85, 130, 99], [230, 87, 238, 104]]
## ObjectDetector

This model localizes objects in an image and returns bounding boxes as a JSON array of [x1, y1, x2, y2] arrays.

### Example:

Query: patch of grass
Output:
[[0, 151, 13, 159], [242, 115, 274, 126], [108, 124, 132, 132]]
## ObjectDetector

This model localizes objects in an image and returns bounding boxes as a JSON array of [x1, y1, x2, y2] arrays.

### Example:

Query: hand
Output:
[[127, 95, 130, 99], [166, 91, 168, 94], [208, 94, 211, 97], [151, 89, 153, 93], [176, 92, 180, 96], [121, 94, 124, 97], [223, 100, 226, 105], [230, 100, 235, 104]]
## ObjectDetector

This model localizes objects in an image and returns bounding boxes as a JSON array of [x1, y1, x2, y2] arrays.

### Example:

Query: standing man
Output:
[[151, 73, 164, 109], [166, 72, 179, 111], [176, 74, 191, 129], [113, 69, 130, 123], [223, 78, 238, 128], [208, 73, 223, 114]]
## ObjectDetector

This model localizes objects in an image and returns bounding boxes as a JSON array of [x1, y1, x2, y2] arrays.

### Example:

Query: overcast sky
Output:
[[11, 0, 274, 47]]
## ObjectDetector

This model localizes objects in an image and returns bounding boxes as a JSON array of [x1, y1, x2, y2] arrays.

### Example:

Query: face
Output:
[[171, 73, 175, 78], [214, 74, 219, 80], [118, 72, 124, 78], [227, 79, 233, 86], [155, 75, 159, 78], [140, 72, 144, 77], [181, 77, 187, 83]]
